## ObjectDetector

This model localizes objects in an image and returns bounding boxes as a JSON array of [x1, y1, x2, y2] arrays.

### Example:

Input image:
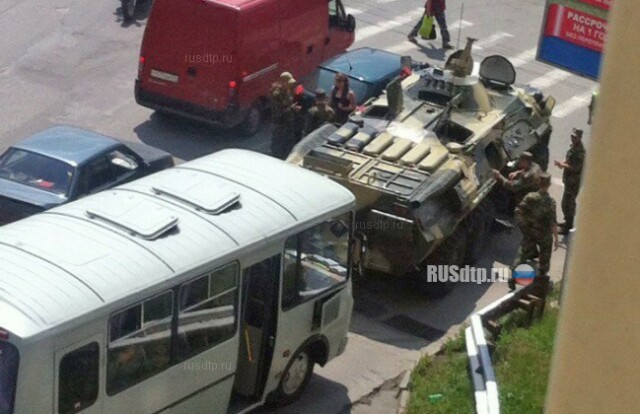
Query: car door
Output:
[[74, 150, 140, 199]]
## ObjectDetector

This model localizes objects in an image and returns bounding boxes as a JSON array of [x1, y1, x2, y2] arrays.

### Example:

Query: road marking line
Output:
[[472, 32, 514, 50], [385, 20, 475, 54], [355, 9, 425, 42], [553, 89, 594, 118], [527, 68, 572, 90], [510, 47, 537, 68]]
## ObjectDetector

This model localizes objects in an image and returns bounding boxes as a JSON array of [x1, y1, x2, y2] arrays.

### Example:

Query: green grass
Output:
[[494, 304, 559, 413], [408, 291, 560, 414], [407, 333, 475, 414]]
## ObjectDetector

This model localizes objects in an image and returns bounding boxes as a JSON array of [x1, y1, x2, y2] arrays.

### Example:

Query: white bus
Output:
[[0, 149, 355, 414]]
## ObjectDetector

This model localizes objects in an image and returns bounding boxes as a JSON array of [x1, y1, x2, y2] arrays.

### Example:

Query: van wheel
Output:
[[270, 347, 313, 407], [240, 105, 262, 137], [121, 0, 136, 20]]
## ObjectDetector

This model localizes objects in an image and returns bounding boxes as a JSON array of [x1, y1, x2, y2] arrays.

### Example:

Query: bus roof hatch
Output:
[[86, 192, 179, 240]]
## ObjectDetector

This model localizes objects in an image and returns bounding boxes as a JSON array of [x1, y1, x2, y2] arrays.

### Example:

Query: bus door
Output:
[[234, 255, 281, 399], [54, 335, 103, 414]]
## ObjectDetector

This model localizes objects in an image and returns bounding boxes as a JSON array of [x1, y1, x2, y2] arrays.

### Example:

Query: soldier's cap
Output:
[[538, 172, 552, 187], [519, 151, 533, 161], [280, 71, 296, 84], [571, 128, 583, 139], [314, 88, 327, 100]]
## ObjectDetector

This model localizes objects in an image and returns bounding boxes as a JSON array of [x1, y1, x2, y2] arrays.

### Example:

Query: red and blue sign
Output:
[[538, 0, 612, 80]]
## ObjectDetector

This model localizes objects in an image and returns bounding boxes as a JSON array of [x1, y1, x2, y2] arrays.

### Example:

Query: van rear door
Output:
[[139, 0, 237, 111]]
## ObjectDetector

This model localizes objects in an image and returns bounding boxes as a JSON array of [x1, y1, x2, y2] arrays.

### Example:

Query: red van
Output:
[[135, 0, 356, 135]]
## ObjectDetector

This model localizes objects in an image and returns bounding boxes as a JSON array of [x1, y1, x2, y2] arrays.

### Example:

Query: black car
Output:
[[0, 126, 174, 225]]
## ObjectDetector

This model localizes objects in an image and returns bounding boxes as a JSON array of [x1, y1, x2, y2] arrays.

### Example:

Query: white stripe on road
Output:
[[527, 69, 573, 90], [553, 90, 593, 118], [511, 47, 537, 68], [386, 19, 475, 54], [354, 9, 425, 42], [472, 32, 514, 50]]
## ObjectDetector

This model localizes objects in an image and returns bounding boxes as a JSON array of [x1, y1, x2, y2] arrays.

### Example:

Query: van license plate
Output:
[[150, 69, 179, 83]]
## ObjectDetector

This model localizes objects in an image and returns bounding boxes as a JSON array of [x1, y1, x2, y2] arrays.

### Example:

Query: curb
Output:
[[395, 330, 460, 414]]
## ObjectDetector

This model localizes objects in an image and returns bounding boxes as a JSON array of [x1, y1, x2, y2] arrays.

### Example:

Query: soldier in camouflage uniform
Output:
[[509, 173, 559, 290], [304, 89, 336, 135], [554, 128, 586, 234], [270, 72, 301, 159], [492, 151, 542, 211]]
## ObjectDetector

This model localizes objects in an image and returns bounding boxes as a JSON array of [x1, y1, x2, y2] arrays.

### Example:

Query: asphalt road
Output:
[[0, 0, 591, 412]]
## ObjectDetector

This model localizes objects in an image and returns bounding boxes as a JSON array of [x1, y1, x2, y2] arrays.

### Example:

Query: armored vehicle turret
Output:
[[288, 38, 555, 296]]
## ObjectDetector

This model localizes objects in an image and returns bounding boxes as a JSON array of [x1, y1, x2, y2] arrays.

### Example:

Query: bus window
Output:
[[58, 343, 99, 414], [282, 212, 351, 310], [177, 263, 238, 362], [0, 341, 19, 414], [107, 291, 173, 395]]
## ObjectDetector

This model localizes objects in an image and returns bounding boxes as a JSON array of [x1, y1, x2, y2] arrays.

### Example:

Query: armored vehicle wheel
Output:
[[464, 200, 496, 264], [414, 227, 468, 298]]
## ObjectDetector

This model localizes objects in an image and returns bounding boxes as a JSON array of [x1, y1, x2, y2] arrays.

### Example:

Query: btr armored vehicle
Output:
[[288, 38, 554, 296]]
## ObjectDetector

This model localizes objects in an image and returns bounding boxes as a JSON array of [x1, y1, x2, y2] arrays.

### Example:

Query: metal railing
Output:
[[466, 283, 544, 414]]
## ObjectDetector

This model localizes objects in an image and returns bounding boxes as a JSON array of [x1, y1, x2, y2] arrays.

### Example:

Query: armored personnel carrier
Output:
[[287, 38, 554, 296]]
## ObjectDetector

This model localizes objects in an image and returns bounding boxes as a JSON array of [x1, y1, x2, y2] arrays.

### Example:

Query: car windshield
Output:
[[308, 68, 371, 105], [0, 341, 19, 414], [0, 148, 74, 196]]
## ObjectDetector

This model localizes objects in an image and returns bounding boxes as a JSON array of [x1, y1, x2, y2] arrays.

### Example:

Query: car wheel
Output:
[[270, 347, 314, 407], [122, 0, 136, 20]]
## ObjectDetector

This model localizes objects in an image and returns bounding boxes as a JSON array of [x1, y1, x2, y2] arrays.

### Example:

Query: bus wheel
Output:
[[271, 347, 314, 406], [121, 0, 136, 20], [240, 105, 262, 137]]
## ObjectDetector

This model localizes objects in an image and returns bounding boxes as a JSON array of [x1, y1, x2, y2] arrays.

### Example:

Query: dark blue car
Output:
[[300, 47, 425, 106], [0, 126, 174, 225]]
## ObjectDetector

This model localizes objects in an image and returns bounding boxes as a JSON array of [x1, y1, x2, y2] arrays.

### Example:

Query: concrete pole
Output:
[[545, 1, 640, 413]]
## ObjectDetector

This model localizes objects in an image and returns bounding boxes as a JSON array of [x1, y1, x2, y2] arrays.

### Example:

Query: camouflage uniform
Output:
[[513, 190, 557, 276], [504, 162, 542, 206], [270, 84, 295, 159], [561, 142, 585, 229], [304, 105, 335, 135]]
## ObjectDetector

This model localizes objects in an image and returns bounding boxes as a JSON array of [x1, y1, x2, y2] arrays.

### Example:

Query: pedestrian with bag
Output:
[[408, 0, 453, 50]]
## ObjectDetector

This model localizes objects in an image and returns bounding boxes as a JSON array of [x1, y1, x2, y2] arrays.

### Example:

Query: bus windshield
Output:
[[0, 341, 19, 414]]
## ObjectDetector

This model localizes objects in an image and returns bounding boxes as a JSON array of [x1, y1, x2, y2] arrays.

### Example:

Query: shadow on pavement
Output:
[[411, 41, 447, 62], [133, 112, 272, 161], [349, 227, 521, 351], [254, 374, 350, 414]]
